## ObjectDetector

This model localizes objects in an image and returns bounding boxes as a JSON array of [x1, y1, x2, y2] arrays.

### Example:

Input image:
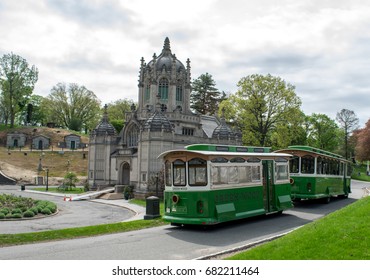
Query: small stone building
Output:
[[32, 135, 50, 150], [6, 132, 26, 148], [64, 134, 81, 149]]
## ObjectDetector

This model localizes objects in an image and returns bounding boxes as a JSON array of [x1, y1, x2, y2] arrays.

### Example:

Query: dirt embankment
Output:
[[0, 126, 89, 185], [0, 162, 73, 185]]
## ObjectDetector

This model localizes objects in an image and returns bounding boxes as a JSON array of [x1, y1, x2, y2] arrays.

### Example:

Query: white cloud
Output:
[[1, 0, 370, 127]]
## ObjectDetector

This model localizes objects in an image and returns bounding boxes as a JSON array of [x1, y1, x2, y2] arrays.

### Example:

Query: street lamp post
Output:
[[45, 168, 49, 191], [155, 173, 159, 197]]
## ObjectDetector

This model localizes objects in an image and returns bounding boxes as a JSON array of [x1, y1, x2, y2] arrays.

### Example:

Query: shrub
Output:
[[0, 208, 10, 215], [0, 195, 57, 218], [11, 208, 22, 214], [29, 207, 39, 215], [46, 203, 57, 213], [12, 213, 22, 219], [23, 210, 35, 218], [41, 208, 52, 215]]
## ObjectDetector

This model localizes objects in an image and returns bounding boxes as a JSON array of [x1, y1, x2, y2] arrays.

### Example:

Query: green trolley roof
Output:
[[186, 144, 271, 153], [279, 145, 346, 161]]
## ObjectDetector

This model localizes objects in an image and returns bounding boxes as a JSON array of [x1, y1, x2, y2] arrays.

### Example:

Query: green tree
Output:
[[106, 98, 134, 120], [0, 53, 38, 127], [18, 94, 46, 126], [220, 74, 302, 147], [104, 98, 136, 132], [190, 73, 223, 115], [306, 113, 340, 152], [43, 83, 101, 132], [63, 172, 78, 191], [336, 109, 359, 159], [353, 120, 370, 161]]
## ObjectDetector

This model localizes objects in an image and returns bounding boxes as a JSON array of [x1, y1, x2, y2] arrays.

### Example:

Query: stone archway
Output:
[[120, 162, 130, 185]]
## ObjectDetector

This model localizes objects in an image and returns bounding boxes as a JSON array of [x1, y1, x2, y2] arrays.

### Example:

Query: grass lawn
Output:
[[31, 187, 85, 194], [227, 196, 370, 260], [352, 163, 370, 182]]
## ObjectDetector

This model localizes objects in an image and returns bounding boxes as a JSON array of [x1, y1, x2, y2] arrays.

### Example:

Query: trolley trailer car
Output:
[[158, 144, 293, 226], [275, 146, 352, 203]]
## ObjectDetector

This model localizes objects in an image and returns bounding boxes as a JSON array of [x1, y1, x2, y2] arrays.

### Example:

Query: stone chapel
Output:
[[87, 38, 242, 197]]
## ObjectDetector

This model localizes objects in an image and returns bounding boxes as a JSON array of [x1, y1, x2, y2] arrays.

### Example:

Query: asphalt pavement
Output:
[[0, 185, 146, 234]]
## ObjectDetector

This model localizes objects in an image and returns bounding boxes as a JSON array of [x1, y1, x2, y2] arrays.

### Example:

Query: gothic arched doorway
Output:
[[120, 162, 130, 185]]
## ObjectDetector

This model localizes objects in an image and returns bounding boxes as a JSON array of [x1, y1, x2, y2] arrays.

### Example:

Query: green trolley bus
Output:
[[275, 146, 352, 203], [158, 144, 293, 226]]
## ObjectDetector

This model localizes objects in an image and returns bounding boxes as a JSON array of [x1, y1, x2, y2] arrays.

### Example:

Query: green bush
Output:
[[0, 195, 57, 218], [11, 208, 22, 214], [0, 213, 5, 219], [23, 210, 35, 218], [12, 213, 22, 219], [0, 208, 10, 215], [46, 202, 57, 213], [29, 207, 39, 215], [41, 208, 52, 215]]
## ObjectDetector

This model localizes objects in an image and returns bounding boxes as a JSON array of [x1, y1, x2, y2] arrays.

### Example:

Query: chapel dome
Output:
[[91, 105, 117, 136], [212, 118, 237, 140], [147, 37, 185, 72], [144, 111, 173, 132]]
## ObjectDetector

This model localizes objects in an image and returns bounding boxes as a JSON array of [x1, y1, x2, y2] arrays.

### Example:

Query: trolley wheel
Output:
[[339, 194, 348, 199], [322, 196, 331, 204]]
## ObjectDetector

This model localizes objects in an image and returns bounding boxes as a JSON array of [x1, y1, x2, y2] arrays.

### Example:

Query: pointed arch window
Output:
[[176, 82, 183, 102], [127, 125, 139, 147], [158, 78, 168, 100]]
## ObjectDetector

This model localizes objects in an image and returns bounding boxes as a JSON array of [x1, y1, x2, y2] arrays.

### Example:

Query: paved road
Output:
[[0, 185, 138, 234], [0, 180, 367, 260]]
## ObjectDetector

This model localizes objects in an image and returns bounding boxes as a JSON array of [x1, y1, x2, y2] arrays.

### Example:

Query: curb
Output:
[[195, 226, 303, 260]]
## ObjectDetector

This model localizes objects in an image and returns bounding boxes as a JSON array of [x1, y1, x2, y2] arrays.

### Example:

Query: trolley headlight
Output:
[[307, 182, 312, 192], [172, 194, 180, 204], [290, 178, 294, 185]]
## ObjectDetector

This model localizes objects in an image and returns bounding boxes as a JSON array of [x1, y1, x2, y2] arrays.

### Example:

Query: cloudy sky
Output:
[[1, 0, 369, 127]]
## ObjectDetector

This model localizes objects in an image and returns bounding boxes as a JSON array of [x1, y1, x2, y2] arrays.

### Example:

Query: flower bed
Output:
[[0, 194, 57, 219]]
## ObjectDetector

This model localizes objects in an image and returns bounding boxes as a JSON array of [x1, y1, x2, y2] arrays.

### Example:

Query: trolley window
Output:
[[317, 157, 323, 174], [251, 166, 261, 182], [173, 159, 186, 186], [276, 163, 289, 181], [188, 158, 207, 186], [212, 166, 228, 185], [211, 165, 261, 185], [290, 156, 299, 173], [165, 161, 171, 186], [211, 157, 228, 163], [230, 157, 245, 163], [301, 155, 315, 174]]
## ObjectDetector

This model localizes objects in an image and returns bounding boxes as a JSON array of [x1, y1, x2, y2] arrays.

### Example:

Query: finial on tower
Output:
[[162, 37, 172, 55]]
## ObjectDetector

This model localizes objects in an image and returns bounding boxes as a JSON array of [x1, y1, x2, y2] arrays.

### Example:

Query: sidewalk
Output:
[[92, 198, 146, 221]]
